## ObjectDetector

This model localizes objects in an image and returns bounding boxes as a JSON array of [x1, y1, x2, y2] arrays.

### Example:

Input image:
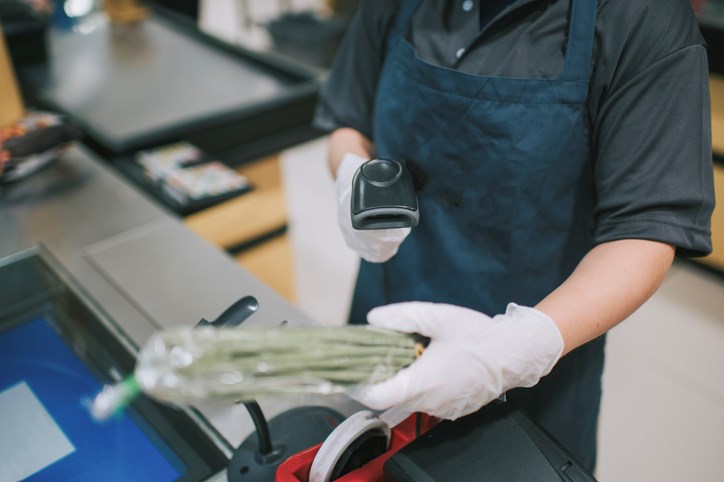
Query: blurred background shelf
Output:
[[697, 75, 724, 272], [184, 154, 296, 301]]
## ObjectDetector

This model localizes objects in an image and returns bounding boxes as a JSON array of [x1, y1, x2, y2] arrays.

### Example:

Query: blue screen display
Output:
[[0, 316, 184, 481]]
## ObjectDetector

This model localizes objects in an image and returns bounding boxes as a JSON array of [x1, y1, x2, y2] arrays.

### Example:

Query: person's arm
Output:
[[537, 239, 675, 356], [315, 1, 398, 175], [350, 240, 676, 420], [327, 127, 374, 178]]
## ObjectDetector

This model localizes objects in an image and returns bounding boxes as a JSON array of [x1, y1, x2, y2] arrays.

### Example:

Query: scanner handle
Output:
[[196, 295, 259, 328]]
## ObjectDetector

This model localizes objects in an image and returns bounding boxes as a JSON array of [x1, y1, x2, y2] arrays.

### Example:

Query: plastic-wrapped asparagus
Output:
[[91, 325, 417, 420]]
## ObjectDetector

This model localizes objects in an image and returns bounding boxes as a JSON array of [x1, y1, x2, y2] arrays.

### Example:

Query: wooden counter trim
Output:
[[712, 75, 724, 159], [0, 22, 25, 127], [184, 155, 287, 249], [183, 154, 295, 300], [185, 185, 287, 249], [698, 162, 724, 272], [235, 233, 295, 302], [699, 76, 723, 273]]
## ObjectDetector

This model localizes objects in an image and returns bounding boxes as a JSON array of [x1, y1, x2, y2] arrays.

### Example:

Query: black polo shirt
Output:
[[315, 0, 715, 257]]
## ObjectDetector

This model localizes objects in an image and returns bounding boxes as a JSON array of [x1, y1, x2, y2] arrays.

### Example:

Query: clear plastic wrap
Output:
[[92, 325, 417, 419]]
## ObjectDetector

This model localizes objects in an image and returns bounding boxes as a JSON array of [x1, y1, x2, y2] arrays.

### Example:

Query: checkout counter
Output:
[[0, 8, 359, 480], [14, 6, 324, 216], [0, 144, 364, 481], [14, 5, 323, 160], [1, 3, 326, 301]]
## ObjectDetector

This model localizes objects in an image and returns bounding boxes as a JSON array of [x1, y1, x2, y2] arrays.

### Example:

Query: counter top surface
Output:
[[0, 145, 362, 469], [18, 12, 319, 156]]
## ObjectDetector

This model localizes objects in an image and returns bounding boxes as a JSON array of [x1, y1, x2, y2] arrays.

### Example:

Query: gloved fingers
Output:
[[351, 347, 495, 420], [367, 301, 493, 338], [344, 232, 406, 263], [352, 228, 410, 249], [350, 232, 410, 263], [349, 355, 432, 410], [349, 373, 411, 411], [335, 152, 367, 186], [365, 226, 411, 242], [337, 186, 353, 221], [404, 391, 497, 421]]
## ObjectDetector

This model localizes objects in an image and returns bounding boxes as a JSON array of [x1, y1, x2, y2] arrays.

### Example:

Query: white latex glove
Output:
[[335, 153, 411, 263], [349, 301, 564, 420]]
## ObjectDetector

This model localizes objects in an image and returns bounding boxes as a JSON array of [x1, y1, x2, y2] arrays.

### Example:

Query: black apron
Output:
[[350, 0, 604, 470]]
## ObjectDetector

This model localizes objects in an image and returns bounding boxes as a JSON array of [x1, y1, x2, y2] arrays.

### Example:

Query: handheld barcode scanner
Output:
[[351, 159, 419, 230]]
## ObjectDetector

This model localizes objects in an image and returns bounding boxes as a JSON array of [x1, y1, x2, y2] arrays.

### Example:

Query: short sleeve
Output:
[[591, 0, 715, 257], [313, 1, 399, 138]]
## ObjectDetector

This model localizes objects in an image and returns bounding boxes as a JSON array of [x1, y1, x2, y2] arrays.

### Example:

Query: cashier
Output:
[[315, 0, 715, 471]]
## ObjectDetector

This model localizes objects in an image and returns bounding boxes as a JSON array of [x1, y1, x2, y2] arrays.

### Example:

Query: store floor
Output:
[[280, 137, 724, 481]]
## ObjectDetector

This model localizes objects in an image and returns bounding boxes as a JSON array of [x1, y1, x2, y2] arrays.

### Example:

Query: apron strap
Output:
[[391, 0, 423, 39], [560, 0, 598, 81]]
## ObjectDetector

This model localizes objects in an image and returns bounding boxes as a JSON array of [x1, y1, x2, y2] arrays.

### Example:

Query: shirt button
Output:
[[456, 47, 466, 59], [462, 0, 474, 12]]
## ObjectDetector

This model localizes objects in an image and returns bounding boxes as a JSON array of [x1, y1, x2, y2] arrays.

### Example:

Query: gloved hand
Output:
[[349, 302, 564, 420], [335, 152, 411, 263]]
